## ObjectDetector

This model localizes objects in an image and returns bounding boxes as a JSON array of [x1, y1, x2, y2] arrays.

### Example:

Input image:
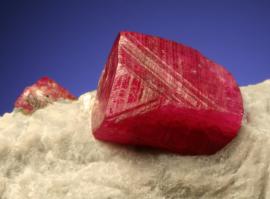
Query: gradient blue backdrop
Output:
[[1, 0, 270, 115]]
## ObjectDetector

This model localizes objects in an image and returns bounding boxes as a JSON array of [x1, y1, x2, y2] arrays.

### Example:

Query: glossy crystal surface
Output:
[[15, 77, 77, 114], [92, 31, 243, 155]]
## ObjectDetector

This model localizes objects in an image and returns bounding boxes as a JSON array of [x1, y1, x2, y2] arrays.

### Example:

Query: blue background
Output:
[[1, 0, 270, 115]]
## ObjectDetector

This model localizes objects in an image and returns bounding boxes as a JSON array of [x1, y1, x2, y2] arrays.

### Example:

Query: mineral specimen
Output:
[[1, 80, 270, 198], [92, 31, 243, 155], [15, 77, 77, 114]]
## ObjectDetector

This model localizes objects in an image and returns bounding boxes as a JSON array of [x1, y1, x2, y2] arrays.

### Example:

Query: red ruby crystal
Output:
[[15, 77, 77, 114], [92, 31, 243, 155]]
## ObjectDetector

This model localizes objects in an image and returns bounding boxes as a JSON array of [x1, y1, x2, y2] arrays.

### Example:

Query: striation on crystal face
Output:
[[15, 77, 77, 114], [92, 31, 244, 155]]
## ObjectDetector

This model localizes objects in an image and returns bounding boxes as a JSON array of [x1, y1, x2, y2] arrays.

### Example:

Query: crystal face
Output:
[[15, 77, 77, 114], [92, 31, 243, 155]]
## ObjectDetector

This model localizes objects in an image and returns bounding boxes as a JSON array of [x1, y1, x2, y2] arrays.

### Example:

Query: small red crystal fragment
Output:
[[15, 77, 77, 114], [92, 31, 243, 155]]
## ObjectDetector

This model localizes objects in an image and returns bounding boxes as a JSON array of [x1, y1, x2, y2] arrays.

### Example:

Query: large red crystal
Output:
[[92, 31, 243, 155], [15, 77, 77, 114]]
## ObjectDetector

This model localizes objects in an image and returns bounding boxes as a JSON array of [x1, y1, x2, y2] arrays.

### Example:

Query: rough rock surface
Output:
[[0, 80, 270, 199]]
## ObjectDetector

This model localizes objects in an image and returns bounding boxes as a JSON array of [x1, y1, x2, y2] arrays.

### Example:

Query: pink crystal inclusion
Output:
[[92, 31, 243, 155], [15, 77, 77, 114]]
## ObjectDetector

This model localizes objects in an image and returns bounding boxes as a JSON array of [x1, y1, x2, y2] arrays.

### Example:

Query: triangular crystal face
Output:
[[92, 31, 243, 155]]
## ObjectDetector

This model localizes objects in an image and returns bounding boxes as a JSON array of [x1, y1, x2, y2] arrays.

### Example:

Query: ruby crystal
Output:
[[15, 77, 77, 114], [92, 31, 243, 155]]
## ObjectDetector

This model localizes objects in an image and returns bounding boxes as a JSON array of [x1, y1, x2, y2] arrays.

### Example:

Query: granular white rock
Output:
[[0, 80, 270, 199]]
